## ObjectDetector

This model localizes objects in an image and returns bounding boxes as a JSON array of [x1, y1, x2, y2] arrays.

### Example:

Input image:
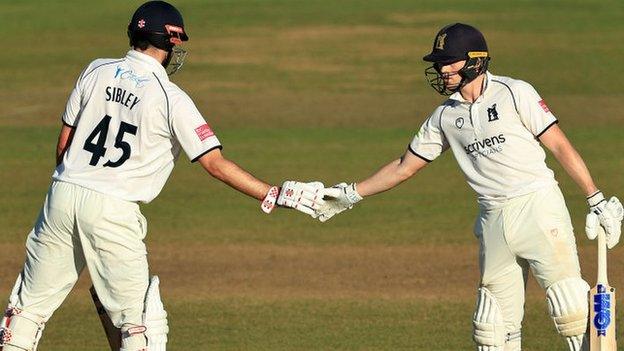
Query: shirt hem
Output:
[[536, 120, 559, 138], [477, 181, 559, 211], [407, 145, 433, 163], [191, 145, 223, 163]]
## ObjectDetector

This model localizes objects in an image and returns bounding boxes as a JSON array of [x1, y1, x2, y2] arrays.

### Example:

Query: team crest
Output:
[[455, 117, 464, 129], [436, 33, 447, 50], [487, 104, 499, 122]]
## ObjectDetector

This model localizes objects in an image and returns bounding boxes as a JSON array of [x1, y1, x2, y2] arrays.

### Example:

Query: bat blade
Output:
[[589, 283, 616, 351], [90, 286, 122, 351]]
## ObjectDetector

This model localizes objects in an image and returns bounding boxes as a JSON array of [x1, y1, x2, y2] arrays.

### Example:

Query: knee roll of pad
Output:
[[473, 287, 506, 348], [0, 308, 46, 351], [546, 277, 590, 337]]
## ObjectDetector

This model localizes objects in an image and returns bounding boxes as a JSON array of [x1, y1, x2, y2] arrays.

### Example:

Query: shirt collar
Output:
[[125, 50, 168, 79], [448, 71, 492, 104]]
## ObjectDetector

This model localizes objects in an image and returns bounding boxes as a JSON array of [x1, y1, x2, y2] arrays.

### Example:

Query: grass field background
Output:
[[1, 1, 623, 350]]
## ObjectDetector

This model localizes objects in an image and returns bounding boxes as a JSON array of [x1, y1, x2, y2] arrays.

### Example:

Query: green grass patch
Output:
[[38, 295, 602, 350]]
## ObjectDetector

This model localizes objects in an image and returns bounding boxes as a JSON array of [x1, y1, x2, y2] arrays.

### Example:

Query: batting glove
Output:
[[261, 181, 325, 217], [585, 191, 624, 249], [316, 183, 363, 222]]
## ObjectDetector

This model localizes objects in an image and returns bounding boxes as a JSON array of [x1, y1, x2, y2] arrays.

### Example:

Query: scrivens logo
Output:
[[464, 134, 506, 159]]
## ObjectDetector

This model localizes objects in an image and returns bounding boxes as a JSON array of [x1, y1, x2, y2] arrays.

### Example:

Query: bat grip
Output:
[[597, 226, 608, 285]]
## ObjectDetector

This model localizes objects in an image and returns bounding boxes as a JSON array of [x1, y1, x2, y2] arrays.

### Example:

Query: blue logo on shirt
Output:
[[114, 66, 151, 88]]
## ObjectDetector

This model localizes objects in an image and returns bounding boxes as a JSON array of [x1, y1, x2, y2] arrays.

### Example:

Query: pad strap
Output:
[[120, 325, 147, 351], [1, 274, 25, 348], [0, 309, 45, 350]]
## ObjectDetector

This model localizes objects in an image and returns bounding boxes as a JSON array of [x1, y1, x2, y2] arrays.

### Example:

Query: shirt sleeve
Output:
[[169, 91, 222, 162], [61, 66, 88, 127], [408, 107, 450, 162], [514, 80, 558, 137]]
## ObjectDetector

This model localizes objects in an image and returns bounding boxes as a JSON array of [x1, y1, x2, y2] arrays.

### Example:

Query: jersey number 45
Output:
[[83, 115, 137, 168]]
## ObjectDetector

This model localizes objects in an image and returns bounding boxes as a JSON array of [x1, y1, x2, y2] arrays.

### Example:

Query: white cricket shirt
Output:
[[409, 72, 558, 208], [53, 50, 222, 203]]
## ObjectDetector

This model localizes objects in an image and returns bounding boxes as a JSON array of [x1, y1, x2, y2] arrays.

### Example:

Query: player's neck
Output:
[[459, 74, 486, 103], [133, 47, 168, 65]]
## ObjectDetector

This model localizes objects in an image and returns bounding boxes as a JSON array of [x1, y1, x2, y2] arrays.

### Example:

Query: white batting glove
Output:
[[261, 181, 325, 217], [316, 183, 363, 222], [585, 191, 624, 249]]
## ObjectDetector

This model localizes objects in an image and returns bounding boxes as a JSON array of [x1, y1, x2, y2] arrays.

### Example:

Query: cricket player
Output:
[[317, 23, 623, 351], [0, 2, 327, 350]]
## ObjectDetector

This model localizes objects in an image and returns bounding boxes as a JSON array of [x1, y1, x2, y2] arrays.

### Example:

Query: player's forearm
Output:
[[56, 143, 69, 166], [356, 158, 415, 197], [540, 124, 597, 196], [551, 143, 597, 196], [56, 125, 75, 166], [199, 153, 270, 200], [56, 146, 64, 166]]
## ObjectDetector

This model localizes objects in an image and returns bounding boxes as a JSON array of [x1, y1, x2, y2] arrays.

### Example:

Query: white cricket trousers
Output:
[[14, 180, 148, 328], [474, 185, 582, 335]]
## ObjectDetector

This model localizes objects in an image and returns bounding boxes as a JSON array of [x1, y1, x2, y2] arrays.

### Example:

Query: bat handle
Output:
[[597, 226, 609, 285]]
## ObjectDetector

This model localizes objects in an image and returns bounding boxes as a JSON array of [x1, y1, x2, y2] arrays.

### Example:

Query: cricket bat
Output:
[[89, 286, 122, 351], [589, 227, 617, 350]]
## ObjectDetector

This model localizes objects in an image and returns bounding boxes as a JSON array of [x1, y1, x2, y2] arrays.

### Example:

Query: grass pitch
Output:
[[1, 1, 623, 350]]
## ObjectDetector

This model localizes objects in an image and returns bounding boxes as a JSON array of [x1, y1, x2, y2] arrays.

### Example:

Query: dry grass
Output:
[[4, 243, 623, 303]]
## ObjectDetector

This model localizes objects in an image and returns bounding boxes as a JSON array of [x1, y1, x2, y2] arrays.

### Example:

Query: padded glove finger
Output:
[[585, 212, 599, 241]]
